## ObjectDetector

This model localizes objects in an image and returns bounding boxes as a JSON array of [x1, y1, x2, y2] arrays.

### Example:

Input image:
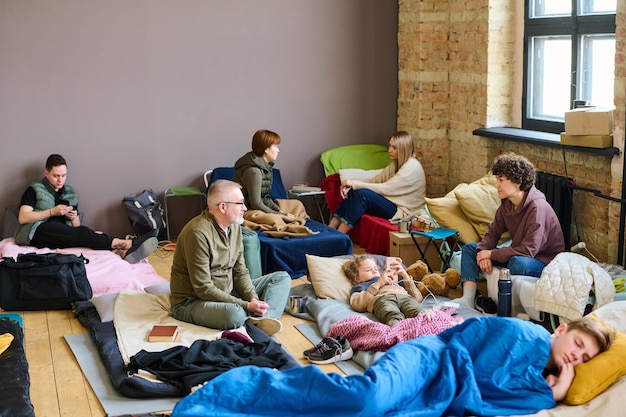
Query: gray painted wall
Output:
[[0, 0, 398, 238]]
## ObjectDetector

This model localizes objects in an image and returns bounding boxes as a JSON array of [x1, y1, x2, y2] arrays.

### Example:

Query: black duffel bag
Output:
[[0, 252, 92, 310]]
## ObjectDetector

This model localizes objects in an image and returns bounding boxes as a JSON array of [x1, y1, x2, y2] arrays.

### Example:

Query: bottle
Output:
[[497, 268, 512, 317]]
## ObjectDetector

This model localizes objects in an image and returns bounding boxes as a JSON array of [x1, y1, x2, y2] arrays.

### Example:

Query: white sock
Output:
[[454, 284, 476, 308]]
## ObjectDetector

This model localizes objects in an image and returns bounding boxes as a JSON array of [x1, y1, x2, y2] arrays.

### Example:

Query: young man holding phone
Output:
[[14, 154, 157, 264]]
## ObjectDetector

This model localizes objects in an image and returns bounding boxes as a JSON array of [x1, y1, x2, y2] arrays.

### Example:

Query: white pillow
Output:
[[593, 300, 626, 332], [144, 283, 171, 295], [90, 293, 118, 322], [306, 255, 352, 301], [339, 168, 383, 183]]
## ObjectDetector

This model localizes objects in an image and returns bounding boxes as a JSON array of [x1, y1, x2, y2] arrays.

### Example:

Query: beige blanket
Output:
[[113, 291, 249, 365], [243, 199, 317, 237]]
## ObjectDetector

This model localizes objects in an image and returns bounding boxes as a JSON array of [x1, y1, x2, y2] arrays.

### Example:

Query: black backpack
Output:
[[122, 189, 166, 236]]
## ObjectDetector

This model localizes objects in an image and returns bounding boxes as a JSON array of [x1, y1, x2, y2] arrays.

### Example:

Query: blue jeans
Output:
[[333, 188, 397, 228], [460, 242, 546, 284], [171, 271, 291, 330]]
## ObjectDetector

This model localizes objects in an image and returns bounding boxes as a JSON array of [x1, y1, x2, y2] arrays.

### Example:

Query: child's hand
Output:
[[386, 257, 402, 269], [379, 269, 395, 286], [549, 362, 576, 401], [558, 362, 575, 386], [545, 374, 558, 387]]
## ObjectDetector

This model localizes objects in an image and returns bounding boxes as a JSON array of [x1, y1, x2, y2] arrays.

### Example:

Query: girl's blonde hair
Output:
[[342, 255, 376, 284], [391, 131, 415, 169]]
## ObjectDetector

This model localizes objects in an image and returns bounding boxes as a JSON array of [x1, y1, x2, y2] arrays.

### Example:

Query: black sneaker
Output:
[[303, 337, 336, 358], [307, 337, 354, 365], [475, 291, 497, 315], [303, 336, 351, 358], [124, 233, 158, 264]]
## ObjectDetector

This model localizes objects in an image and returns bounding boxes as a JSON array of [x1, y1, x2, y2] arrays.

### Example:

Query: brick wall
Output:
[[398, 0, 626, 264]]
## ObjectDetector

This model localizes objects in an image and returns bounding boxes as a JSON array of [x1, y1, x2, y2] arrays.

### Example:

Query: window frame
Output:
[[522, 1, 616, 134]]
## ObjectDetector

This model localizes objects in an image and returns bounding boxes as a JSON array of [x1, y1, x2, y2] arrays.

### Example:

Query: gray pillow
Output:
[[90, 293, 118, 322], [144, 283, 171, 295]]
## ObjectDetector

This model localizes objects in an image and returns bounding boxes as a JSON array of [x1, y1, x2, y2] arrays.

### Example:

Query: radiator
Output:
[[535, 172, 573, 246]]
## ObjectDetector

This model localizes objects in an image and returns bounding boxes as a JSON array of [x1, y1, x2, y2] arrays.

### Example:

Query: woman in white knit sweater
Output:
[[328, 131, 426, 234]]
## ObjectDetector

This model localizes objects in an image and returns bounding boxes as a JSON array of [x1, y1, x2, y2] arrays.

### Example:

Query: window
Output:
[[523, 0, 616, 133]]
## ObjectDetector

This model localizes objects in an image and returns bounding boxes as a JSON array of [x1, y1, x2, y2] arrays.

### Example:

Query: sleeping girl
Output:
[[344, 255, 423, 326]]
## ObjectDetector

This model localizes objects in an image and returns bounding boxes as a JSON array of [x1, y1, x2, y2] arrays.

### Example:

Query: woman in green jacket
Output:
[[233, 129, 294, 218]]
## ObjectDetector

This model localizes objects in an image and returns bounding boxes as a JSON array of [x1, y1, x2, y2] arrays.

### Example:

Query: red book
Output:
[[148, 325, 178, 342]]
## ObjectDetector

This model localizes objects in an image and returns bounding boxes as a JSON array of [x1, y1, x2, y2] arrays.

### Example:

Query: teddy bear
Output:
[[406, 260, 429, 281], [406, 260, 461, 297]]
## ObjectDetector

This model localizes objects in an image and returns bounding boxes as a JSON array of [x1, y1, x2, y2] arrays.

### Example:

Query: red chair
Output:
[[320, 173, 397, 255]]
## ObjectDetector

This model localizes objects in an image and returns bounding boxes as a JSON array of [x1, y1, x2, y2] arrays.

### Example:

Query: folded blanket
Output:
[[326, 307, 463, 351], [243, 199, 316, 237]]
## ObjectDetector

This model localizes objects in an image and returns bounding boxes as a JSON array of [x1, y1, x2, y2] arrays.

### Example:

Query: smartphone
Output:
[[59, 199, 73, 209]]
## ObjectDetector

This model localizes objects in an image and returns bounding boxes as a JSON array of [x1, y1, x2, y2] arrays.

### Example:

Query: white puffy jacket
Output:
[[534, 252, 615, 322]]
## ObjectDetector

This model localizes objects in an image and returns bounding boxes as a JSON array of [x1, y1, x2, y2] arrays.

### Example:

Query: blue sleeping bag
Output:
[[171, 317, 555, 417]]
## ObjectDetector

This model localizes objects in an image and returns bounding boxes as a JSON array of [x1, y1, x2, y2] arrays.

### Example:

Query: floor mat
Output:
[[64, 334, 180, 416], [294, 322, 365, 375]]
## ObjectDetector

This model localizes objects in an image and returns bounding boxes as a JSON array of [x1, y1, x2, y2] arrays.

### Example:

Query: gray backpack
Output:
[[122, 189, 166, 236]]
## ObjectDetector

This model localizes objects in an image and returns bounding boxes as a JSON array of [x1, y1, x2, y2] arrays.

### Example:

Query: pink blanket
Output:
[[326, 307, 463, 351], [0, 238, 168, 297]]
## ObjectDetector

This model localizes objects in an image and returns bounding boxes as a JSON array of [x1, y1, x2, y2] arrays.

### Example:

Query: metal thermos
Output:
[[288, 295, 305, 315], [497, 268, 512, 317]]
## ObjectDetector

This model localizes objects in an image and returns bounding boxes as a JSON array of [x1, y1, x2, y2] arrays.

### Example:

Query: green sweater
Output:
[[169, 210, 257, 309], [232, 151, 281, 213]]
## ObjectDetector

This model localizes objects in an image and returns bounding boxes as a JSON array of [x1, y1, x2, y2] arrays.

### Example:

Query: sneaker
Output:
[[475, 291, 497, 315], [303, 337, 336, 358], [246, 317, 283, 336], [307, 337, 354, 365], [303, 336, 351, 358], [124, 234, 158, 264]]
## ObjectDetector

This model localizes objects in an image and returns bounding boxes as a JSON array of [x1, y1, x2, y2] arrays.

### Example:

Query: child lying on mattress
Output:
[[170, 315, 614, 417], [346, 255, 423, 326]]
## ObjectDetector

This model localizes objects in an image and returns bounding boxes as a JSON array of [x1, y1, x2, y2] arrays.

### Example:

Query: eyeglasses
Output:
[[217, 201, 246, 207]]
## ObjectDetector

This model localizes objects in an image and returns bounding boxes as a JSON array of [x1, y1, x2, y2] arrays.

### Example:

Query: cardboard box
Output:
[[564, 107, 614, 135], [560, 133, 613, 149], [389, 231, 442, 272]]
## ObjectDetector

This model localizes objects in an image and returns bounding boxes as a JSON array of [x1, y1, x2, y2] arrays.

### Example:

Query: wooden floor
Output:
[[6, 245, 360, 417]]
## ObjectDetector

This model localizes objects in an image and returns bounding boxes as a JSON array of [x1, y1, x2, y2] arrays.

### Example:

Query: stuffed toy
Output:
[[406, 260, 461, 297], [406, 260, 429, 281]]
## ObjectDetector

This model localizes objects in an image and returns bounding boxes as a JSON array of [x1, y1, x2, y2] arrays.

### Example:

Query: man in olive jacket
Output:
[[170, 180, 290, 336]]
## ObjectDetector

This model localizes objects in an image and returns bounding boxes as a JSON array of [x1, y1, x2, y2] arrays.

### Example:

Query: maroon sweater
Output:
[[477, 186, 564, 265]]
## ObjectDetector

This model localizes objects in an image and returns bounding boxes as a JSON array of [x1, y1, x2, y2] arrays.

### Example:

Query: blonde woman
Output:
[[328, 131, 426, 233]]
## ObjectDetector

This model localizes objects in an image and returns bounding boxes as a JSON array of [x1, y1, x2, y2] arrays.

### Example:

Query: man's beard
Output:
[[234, 217, 244, 225]]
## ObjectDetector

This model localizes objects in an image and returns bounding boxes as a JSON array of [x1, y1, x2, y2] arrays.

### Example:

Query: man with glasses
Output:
[[169, 179, 290, 335]]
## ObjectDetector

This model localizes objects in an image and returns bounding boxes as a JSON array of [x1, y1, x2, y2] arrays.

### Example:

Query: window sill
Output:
[[473, 127, 621, 157]]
